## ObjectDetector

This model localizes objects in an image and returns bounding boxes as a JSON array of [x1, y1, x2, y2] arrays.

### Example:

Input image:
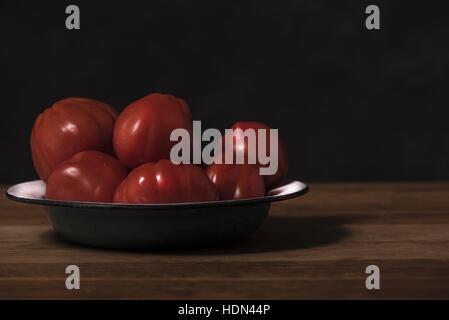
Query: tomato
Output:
[[31, 97, 118, 182], [217, 121, 289, 189], [113, 93, 192, 169], [113, 159, 219, 204], [205, 164, 265, 200], [46, 151, 128, 203]]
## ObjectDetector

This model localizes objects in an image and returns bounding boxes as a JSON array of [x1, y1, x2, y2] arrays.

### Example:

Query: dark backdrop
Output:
[[1, 0, 448, 183]]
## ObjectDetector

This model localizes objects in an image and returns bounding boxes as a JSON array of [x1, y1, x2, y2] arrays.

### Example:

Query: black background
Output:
[[1, 0, 448, 183]]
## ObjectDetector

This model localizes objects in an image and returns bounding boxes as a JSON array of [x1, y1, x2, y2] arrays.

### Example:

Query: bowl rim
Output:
[[6, 179, 309, 210]]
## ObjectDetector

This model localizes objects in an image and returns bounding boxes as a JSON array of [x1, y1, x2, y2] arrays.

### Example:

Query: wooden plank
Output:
[[1, 278, 449, 300], [1, 183, 449, 299]]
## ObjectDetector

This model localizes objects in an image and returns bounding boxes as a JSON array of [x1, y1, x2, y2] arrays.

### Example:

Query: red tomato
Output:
[[113, 160, 219, 204], [217, 122, 289, 189], [46, 151, 128, 203], [205, 164, 265, 200], [113, 93, 192, 169], [31, 97, 118, 182]]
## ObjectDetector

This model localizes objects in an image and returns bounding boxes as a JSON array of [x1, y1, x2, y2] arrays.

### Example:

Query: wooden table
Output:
[[1, 183, 448, 299]]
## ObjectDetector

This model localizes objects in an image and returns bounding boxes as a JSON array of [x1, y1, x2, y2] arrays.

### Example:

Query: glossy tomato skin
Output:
[[31, 97, 118, 182], [113, 93, 192, 169], [218, 121, 289, 189], [205, 164, 265, 200], [113, 160, 219, 204], [46, 151, 128, 203]]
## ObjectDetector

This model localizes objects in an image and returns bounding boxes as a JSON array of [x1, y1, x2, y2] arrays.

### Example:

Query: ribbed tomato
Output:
[[113, 93, 192, 169], [46, 151, 128, 203], [31, 97, 118, 182], [217, 121, 289, 189], [205, 164, 265, 200], [113, 160, 218, 204]]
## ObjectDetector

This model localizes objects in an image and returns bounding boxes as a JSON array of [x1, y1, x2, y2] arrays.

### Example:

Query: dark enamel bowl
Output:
[[6, 179, 308, 249]]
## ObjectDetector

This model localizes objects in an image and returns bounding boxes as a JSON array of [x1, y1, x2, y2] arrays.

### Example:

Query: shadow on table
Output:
[[168, 214, 356, 255], [39, 214, 361, 255]]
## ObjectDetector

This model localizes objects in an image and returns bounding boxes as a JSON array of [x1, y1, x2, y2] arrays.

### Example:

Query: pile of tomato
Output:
[[30, 93, 289, 204]]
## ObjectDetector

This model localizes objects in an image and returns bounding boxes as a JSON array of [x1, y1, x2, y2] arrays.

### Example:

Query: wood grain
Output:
[[1, 183, 449, 299]]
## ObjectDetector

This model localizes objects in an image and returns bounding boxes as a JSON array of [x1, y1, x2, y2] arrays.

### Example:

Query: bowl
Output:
[[6, 179, 308, 249]]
